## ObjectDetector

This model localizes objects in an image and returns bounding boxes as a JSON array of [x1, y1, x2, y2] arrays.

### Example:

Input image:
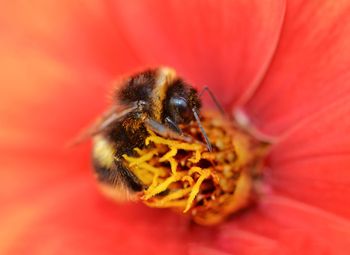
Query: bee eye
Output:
[[169, 97, 192, 123], [170, 97, 187, 111]]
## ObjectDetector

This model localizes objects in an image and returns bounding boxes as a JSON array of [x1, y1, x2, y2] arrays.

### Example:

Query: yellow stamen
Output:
[[122, 150, 157, 166], [122, 111, 268, 225], [184, 168, 211, 212], [143, 173, 184, 199], [157, 188, 192, 205]]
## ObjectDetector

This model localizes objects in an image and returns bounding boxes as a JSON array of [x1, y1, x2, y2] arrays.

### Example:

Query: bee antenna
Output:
[[199, 86, 225, 116], [192, 108, 212, 152]]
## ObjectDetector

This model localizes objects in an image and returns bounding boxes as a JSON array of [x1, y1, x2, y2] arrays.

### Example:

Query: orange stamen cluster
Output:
[[123, 111, 268, 225]]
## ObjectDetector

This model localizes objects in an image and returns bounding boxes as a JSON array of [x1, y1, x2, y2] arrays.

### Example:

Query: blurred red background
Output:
[[1, 1, 350, 254]]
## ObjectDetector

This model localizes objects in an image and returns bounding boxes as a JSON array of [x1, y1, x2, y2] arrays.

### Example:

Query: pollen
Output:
[[123, 111, 268, 226]]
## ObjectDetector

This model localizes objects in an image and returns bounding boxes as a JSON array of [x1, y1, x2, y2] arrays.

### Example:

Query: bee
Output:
[[84, 67, 216, 199]]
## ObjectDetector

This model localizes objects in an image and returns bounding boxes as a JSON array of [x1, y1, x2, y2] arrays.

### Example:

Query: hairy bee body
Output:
[[92, 122, 148, 192], [91, 67, 202, 197]]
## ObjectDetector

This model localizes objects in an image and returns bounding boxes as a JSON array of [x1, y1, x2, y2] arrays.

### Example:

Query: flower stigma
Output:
[[123, 111, 269, 226]]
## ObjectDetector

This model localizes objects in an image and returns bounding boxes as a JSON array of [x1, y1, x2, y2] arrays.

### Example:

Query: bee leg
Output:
[[145, 118, 193, 143], [165, 117, 182, 134], [93, 157, 144, 192]]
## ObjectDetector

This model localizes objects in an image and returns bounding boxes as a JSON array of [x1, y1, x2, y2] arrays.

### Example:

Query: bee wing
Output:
[[68, 103, 138, 147]]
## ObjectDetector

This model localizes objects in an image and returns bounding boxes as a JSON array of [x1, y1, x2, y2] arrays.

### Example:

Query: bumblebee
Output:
[[86, 67, 213, 198]]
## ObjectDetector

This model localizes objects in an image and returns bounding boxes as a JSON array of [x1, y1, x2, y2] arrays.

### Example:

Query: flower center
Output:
[[123, 110, 268, 225]]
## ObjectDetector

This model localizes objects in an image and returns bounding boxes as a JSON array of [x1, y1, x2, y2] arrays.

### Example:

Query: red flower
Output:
[[1, 0, 350, 254]]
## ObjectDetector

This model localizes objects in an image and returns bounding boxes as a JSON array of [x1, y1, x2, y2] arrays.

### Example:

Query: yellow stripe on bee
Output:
[[152, 67, 177, 121], [93, 136, 115, 168]]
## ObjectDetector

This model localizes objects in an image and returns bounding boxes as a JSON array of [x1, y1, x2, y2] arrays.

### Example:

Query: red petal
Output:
[[108, 0, 286, 107], [0, 0, 286, 145], [243, 0, 350, 135], [3, 0, 348, 254], [0, 1, 142, 146], [214, 194, 350, 254], [2, 151, 348, 255], [266, 94, 350, 219], [0, 1, 286, 254], [0, 154, 188, 255]]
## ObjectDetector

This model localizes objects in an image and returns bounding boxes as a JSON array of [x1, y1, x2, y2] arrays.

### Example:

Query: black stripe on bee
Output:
[[117, 69, 156, 106], [92, 132, 146, 193], [92, 156, 143, 192]]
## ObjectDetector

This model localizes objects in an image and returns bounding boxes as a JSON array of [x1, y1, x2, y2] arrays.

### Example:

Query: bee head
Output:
[[163, 80, 201, 125]]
